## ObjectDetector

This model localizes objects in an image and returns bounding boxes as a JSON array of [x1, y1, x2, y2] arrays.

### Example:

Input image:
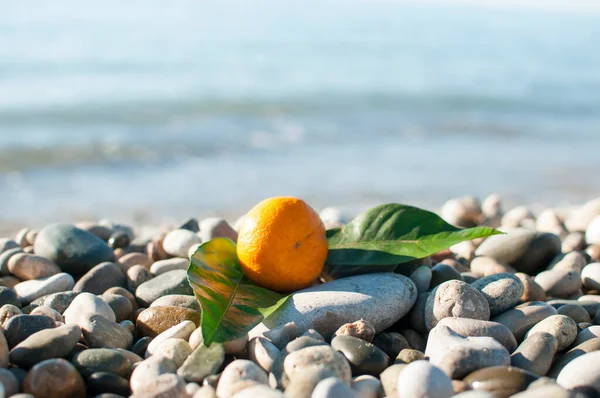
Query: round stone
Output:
[[216, 359, 268, 397], [9, 324, 81, 368], [283, 345, 352, 386], [557, 350, 600, 391], [0, 368, 19, 397], [13, 273, 75, 305], [525, 315, 577, 352], [23, 358, 86, 398], [331, 335, 390, 376], [150, 294, 200, 311], [102, 294, 133, 323], [556, 303, 591, 324], [311, 377, 355, 398], [80, 314, 133, 349], [380, 364, 406, 398], [470, 273, 524, 316], [7, 253, 60, 281], [63, 292, 116, 325], [162, 229, 202, 258], [71, 348, 132, 378], [397, 360, 453, 398], [151, 338, 192, 367], [177, 342, 225, 383], [87, 372, 131, 397], [534, 269, 581, 299], [34, 223, 114, 276], [395, 349, 425, 364], [491, 302, 558, 342], [4, 314, 55, 348], [429, 263, 462, 289], [150, 258, 190, 276], [135, 270, 193, 307], [127, 265, 153, 292], [436, 317, 517, 353], [425, 280, 490, 331], [409, 265, 432, 294], [581, 263, 600, 291], [333, 319, 376, 342]]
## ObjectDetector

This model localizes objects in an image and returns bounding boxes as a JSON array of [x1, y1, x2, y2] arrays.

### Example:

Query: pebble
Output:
[[23, 358, 86, 398], [352, 375, 383, 398], [7, 253, 61, 280], [397, 360, 454, 398], [0, 286, 20, 307], [87, 372, 131, 397], [556, 303, 591, 324], [30, 305, 63, 322], [177, 342, 225, 383], [426, 325, 510, 379], [26, 291, 79, 314], [151, 338, 192, 367], [0, 275, 21, 289], [330, 335, 390, 376], [586, 216, 600, 245], [136, 306, 201, 337], [436, 317, 517, 353], [72, 348, 132, 378], [401, 329, 426, 352], [502, 206, 535, 228], [395, 348, 425, 364], [372, 332, 409, 360], [162, 229, 202, 258], [424, 279, 490, 331], [475, 229, 561, 274], [429, 263, 462, 289], [9, 324, 81, 368], [510, 332, 558, 376], [409, 265, 432, 294], [471, 273, 524, 316], [333, 319, 376, 342], [556, 350, 600, 391], [562, 231, 587, 252], [535, 269, 582, 298], [491, 301, 558, 341], [248, 337, 280, 372], [129, 357, 179, 394], [251, 273, 417, 339], [547, 338, 600, 378], [63, 292, 116, 325], [216, 359, 269, 397], [127, 264, 153, 292], [581, 263, 600, 291], [4, 314, 55, 348], [515, 273, 546, 302], [470, 257, 516, 277], [379, 364, 406, 398], [135, 270, 193, 307], [0, 368, 19, 396], [150, 258, 189, 275], [34, 223, 114, 276], [102, 294, 133, 322], [118, 252, 152, 272], [81, 314, 133, 349], [550, 251, 587, 273], [463, 366, 539, 398], [104, 287, 138, 312], [0, 247, 24, 276], [150, 294, 200, 311], [72, 262, 126, 294], [198, 217, 238, 242], [573, 325, 600, 346], [263, 321, 298, 349], [224, 333, 249, 356], [0, 238, 20, 254], [283, 345, 352, 386], [146, 320, 196, 356], [14, 273, 75, 305], [441, 196, 483, 228], [525, 315, 577, 351], [311, 377, 357, 398]]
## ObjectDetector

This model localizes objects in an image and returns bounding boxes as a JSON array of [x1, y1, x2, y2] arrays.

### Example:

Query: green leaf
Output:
[[187, 238, 289, 346], [326, 203, 502, 267]]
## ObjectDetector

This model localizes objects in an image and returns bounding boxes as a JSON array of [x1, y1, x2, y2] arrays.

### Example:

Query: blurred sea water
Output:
[[1, 0, 600, 228]]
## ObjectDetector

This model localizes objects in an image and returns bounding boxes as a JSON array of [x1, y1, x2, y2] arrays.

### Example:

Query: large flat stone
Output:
[[250, 273, 417, 339]]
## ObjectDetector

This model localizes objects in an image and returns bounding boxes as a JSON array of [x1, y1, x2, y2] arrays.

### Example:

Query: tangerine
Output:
[[237, 196, 328, 292]]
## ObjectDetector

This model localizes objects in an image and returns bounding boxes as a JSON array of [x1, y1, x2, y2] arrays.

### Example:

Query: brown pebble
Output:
[[103, 287, 139, 312], [452, 380, 469, 394], [24, 358, 86, 398], [395, 349, 425, 364], [136, 306, 201, 337], [334, 319, 376, 342], [118, 252, 152, 272], [587, 245, 600, 262], [0, 276, 21, 289], [515, 273, 546, 302], [7, 254, 61, 280], [0, 304, 22, 326]]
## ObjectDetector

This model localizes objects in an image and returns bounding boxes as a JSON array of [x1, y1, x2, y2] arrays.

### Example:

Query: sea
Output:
[[1, 0, 600, 230]]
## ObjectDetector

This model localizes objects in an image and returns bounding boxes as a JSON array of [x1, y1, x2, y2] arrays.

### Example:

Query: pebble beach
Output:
[[1, 194, 600, 397]]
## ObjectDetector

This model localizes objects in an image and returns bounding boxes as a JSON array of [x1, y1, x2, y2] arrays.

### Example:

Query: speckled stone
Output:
[[129, 356, 178, 394], [470, 273, 524, 316], [491, 302, 558, 342], [177, 343, 225, 383], [525, 315, 577, 352], [136, 306, 200, 337], [4, 314, 55, 348], [425, 280, 490, 331], [283, 345, 352, 387]]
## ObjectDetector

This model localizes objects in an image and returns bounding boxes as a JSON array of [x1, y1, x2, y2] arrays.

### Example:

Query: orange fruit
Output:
[[237, 196, 328, 292]]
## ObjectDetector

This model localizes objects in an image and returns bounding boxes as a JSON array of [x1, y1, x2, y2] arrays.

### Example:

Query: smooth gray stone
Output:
[[135, 270, 193, 307], [426, 325, 510, 379], [437, 317, 517, 353], [491, 301, 558, 342], [0, 286, 20, 308], [9, 324, 80, 368], [535, 269, 581, 298], [72, 348, 132, 378], [557, 350, 600, 392], [251, 273, 416, 340], [511, 332, 558, 376], [81, 314, 133, 349], [3, 314, 55, 348], [34, 223, 114, 276], [475, 228, 561, 274], [13, 273, 75, 305], [150, 294, 200, 311], [471, 273, 524, 316], [73, 262, 126, 295], [330, 335, 389, 377]]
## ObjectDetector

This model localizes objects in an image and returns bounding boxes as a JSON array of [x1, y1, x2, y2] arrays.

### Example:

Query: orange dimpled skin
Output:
[[236, 196, 328, 292]]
